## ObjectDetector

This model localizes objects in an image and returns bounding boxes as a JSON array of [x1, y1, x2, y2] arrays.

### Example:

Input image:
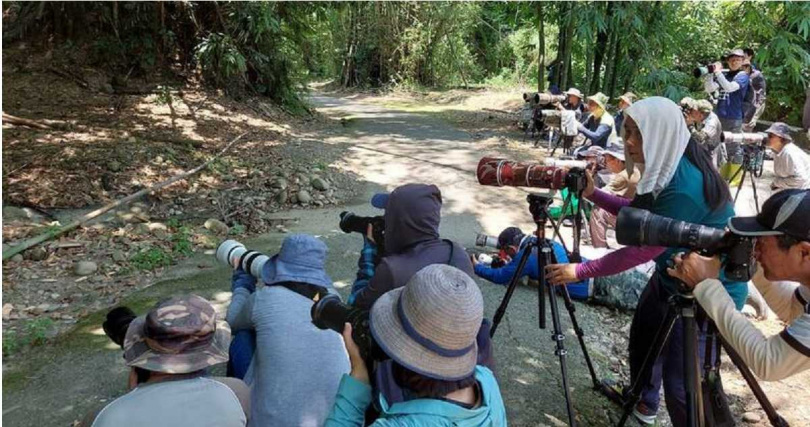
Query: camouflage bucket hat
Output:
[[123, 295, 230, 374]]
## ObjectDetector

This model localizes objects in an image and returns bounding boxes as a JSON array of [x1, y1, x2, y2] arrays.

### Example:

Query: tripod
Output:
[[490, 192, 602, 427], [728, 147, 763, 214]]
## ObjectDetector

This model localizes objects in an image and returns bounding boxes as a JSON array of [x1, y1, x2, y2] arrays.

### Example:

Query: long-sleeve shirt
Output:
[[704, 70, 750, 120], [772, 143, 810, 191], [692, 112, 722, 151], [694, 270, 810, 381], [348, 238, 378, 305], [474, 240, 569, 284], [578, 113, 618, 148]]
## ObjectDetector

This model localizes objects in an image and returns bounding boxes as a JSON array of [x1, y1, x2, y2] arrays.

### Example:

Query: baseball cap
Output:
[[371, 193, 389, 209], [728, 189, 810, 240], [764, 122, 793, 143], [725, 48, 746, 58], [604, 143, 626, 161], [497, 227, 525, 249]]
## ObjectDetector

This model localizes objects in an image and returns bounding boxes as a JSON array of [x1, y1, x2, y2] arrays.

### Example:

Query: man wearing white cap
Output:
[[556, 87, 585, 120], [767, 122, 810, 191]]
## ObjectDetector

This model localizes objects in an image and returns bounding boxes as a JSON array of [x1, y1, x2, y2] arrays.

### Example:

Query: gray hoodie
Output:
[[353, 184, 474, 310]]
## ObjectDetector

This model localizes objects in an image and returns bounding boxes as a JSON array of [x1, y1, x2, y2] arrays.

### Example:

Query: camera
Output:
[[721, 132, 767, 146], [544, 158, 588, 169], [103, 306, 138, 348], [616, 207, 756, 282], [475, 233, 499, 249], [477, 157, 587, 192], [693, 64, 728, 78], [216, 240, 271, 280], [310, 294, 384, 361], [523, 92, 565, 106], [339, 211, 386, 250]]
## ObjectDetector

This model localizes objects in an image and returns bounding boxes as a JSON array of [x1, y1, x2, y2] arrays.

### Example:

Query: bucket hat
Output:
[[725, 48, 746, 59], [564, 88, 583, 99], [604, 143, 626, 162], [369, 264, 484, 380], [695, 99, 714, 114], [764, 122, 794, 143], [261, 234, 332, 288], [619, 92, 637, 106], [587, 92, 609, 110], [124, 295, 230, 374]]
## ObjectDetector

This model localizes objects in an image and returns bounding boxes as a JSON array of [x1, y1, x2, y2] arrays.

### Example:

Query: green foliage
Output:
[[3, 318, 56, 356], [230, 222, 246, 236], [195, 33, 247, 88], [130, 247, 173, 271], [171, 225, 194, 256], [155, 85, 175, 106], [3, 330, 20, 356]]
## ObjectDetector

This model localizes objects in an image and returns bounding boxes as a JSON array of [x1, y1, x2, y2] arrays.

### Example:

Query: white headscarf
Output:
[[623, 97, 691, 197]]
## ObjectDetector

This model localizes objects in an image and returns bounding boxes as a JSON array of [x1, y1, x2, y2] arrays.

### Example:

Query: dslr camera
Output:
[[693, 63, 728, 78], [310, 295, 385, 362], [616, 207, 756, 282], [339, 211, 385, 252]]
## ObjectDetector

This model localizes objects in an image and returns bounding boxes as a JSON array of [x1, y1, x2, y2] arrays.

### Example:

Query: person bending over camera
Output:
[[766, 122, 810, 192], [556, 87, 585, 120], [614, 92, 637, 136], [669, 189, 810, 381], [85, 295, 250, 427], [588, 143, 640, 249], [226, 234, 349, 427], [575, 92, 619, 151], [704, 48, 750, 185], [350, 184, 473, 311], [544, 97, 746, 426], [325, 264, 507, 426], [684, 98, 724, 168]]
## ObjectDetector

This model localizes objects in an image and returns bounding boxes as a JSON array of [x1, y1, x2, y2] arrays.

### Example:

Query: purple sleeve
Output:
[[576, 246, 667, 279], [587, 188, 632, 216]]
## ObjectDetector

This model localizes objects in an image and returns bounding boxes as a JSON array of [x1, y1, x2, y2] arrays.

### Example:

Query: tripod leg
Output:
[[719, 337, 789, 427], [541, 245, 577, 427], [734, 168, 747, 203], [560, 286, 600, 388], [750, 170, 761, 214], [681, 303, 704, 427], [619, 306, 680, 427], [490, 241, 537, 337]]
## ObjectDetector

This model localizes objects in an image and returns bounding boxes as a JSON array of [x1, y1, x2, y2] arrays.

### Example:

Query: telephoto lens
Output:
[[215, 239, 271, 280], [103, 306, 137, 348], [338, 211, 386, 250], [544, 158, 588, 169], [477, 157, 567, 190], [536, 93, 566, 105], [475, 233, 499, 249], [721, 132, 767, 145], [523, 92, 541, 105], [615, 207, 726, 249], [310, 294, 383, 361], [537, 109, 562, 128]]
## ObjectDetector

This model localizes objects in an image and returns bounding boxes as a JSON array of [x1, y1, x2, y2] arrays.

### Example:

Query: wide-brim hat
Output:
[[369, 264, 483, 381], [619, 92, 637, 105], [724, 48, 746, 59], [604, 143, 626, 161], [564, 88, 583, 99], [124, 295, 230, 374], [261, 234, 332, 288], [764, 122, 793, 143], [587, 92, 609, 110]]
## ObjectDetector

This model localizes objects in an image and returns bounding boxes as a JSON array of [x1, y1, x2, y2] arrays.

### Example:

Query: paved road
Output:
[[3, 93, 629, 427]]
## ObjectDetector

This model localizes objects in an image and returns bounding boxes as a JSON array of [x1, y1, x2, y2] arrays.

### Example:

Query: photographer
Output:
[[226, 234, 350, 427], [544, 97, 746, 425], [703, 49, 750, 184], [766, 122, 810, 191], [324, 264, 507, 426], [669, 189, 810, 381], [614, 92, 637, 135], [588, 143, 640, 249], [350, 184, 473, 311], [741, 54, 767, 132], [473, 227, 574, 285], [575, 92, 619, 150], [86, 295, 250, 427], [684, 99, 724, 168], [556, 87, 585, 119]]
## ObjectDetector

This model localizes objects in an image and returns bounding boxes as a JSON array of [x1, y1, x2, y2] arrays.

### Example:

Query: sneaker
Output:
[[633, 402, 657, 425]]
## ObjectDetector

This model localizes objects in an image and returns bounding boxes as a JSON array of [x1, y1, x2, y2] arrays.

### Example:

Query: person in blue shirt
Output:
[[704, 48, 750, 185]]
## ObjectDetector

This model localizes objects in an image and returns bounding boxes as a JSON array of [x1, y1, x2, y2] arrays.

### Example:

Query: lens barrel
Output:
[[475, 233, 499, 248], [215, 239, 270, 281], [721, 132, 767, 145], [477, 157, 567, 189], [615, 207, 726, 249]]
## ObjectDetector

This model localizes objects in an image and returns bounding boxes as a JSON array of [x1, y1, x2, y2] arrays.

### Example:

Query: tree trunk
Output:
[[559, 3, 575, 90], [585, 39, 594, 94], [606, 34, 622, 100], [589, 2, 613, 94], [537, 2, 545, 92]]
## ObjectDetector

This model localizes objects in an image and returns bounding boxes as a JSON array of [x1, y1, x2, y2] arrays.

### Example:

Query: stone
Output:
[[273, 178, 288, 190], [127, 136, 137, 144], [25, 247, 49, 261], [311, 177, 330, 191], [742, 412, 761, 423], [155, 156, 164, 164], [111, 251, 127, 262], [275, 191, 288, 204], [2, 303, 13, 320], [204, 218, 229, 235], [296, 190, 312, 204], [74, 261, 98, 276], [11, 254, 23, 263], [3, 206, 29, 222], [107, 160, 121, 172]]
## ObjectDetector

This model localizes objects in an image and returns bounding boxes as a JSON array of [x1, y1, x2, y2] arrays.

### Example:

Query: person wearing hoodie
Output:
[[544, 97, 747, 426], [325, 264, 507, 427], [350, 183, 474, 311]]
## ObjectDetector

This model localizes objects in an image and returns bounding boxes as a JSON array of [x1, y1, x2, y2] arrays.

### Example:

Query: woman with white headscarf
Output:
[[546, 97, 747, 426]]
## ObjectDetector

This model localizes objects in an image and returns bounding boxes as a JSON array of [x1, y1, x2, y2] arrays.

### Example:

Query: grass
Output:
[[3, 318, 56, 357], [130, 247, 173, 270]]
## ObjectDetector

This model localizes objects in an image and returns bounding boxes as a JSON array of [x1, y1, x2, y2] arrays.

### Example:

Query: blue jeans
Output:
[[227, 330, 256, 380], [631, 274, 716, 427]]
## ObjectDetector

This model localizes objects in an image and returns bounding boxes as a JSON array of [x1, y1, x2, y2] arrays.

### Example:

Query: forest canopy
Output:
[[3, 1, 809, 123]]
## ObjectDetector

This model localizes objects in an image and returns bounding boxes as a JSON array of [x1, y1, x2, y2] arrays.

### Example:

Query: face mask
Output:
[[592, 106, 604, 119]]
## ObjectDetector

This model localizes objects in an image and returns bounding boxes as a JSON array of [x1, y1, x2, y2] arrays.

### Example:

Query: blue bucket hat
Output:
[[261, 234, 332, 288]]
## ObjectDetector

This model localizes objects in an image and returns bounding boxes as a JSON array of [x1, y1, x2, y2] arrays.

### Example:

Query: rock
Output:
[[24, 247, 49, 261], [290, 193, 298, 204], [155, 156, 164, 164], [204, 218, 229, 235], [275, 191, 288, 204], [3, 206, 29, 222], [742, 412, 761, 423], [74, 261, 98, 276], [127, 136, 137, 144], [2, 303, 13, 320], [11, 254, 23, 263], [273, 178, 288, 190], [107, 160, 122, 172], [314, 200, 324, 207], [311, 177, 330, 191], [297, 190, 312, 204]]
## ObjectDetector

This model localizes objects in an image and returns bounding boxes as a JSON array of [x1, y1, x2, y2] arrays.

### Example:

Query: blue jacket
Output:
[[324, 366, 507, 426], [474, 240, 568, 284], [715, 70, 750, 120]]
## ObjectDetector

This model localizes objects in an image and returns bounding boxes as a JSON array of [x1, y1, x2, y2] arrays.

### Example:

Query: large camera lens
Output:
[[103, 306, 137, 348], [615, 207, 726, 249], [215, 239, 270, 281], [311, 295, 381, 361], [475, 233, 499, 248], [477, 157, 567, 190], [720, 132, 767, 145]]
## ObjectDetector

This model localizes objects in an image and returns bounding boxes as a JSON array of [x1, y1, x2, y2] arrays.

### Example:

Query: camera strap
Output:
[[269, 281, 330, 302]]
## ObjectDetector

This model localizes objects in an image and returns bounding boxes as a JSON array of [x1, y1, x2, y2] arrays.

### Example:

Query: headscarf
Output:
[[623, 97, 691, 197]]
